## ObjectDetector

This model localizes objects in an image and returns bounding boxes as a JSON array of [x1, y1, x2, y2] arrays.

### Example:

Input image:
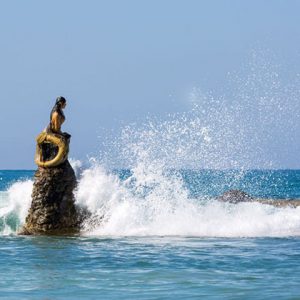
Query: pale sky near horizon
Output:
[[1, 0, 300, 169]]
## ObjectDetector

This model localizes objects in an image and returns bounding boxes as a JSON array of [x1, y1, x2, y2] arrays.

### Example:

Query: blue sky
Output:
[[1, 0, 300, 169]]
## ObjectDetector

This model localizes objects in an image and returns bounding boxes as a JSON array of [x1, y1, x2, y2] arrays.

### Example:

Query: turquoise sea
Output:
[[1, 169, 300, 299]]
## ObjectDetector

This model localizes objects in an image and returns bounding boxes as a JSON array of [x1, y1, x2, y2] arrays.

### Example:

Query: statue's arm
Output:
[[51, 111, 61, 133]]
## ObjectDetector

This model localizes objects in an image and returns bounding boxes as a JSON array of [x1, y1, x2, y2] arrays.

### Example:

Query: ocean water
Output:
[[1, 169, 300, 299], [1, 68, 300, 299]]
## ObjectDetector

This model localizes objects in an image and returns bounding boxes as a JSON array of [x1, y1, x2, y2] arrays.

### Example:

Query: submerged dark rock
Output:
[[218, 189, 300, 208], [19, 160, 82, 235], [217, 190, 254, 204]]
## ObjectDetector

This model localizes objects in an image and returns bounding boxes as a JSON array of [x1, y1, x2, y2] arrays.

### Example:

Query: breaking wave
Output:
[[1, 51, 300, 237], [2, 163, 300, 237], [0, 181, 33, 235], [75, 165, 300, 237]]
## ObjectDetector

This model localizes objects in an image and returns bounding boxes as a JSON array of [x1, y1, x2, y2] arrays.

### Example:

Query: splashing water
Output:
[[74, 165, 300, 237], [1, 52, 300, 237], [71, 53, 300, 237], [2, 166, 300, 237], [0, 181, 33, 235]]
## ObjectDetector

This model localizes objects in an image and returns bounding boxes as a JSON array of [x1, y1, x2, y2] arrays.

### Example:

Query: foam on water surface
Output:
[[75, 166, 300, 237], [0, 181, 33, 235], [1, 53, 300, 237], [1, 166, 300, 237]]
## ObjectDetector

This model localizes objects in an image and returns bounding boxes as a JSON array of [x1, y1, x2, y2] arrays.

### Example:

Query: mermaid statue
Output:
[[47, 96, 67, 134], [20, 96, 81, 235], [35, 97, 71, 167]]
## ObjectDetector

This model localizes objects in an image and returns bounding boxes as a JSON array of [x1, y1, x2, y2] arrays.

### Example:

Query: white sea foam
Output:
[[1, 53, 300, 237], [74, 164, 300, 237], [0, 180, 33, 235], [1, 166, 300, 237]]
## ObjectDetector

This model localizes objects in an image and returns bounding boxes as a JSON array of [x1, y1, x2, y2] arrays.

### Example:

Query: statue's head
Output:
[[56, 96, 67, 108]]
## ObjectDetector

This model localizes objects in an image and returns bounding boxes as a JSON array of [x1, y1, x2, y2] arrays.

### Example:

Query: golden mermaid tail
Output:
[[35, 132, 69, 167]]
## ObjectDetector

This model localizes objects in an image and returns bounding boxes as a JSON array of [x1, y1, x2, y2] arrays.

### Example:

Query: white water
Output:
[[75, 165, 300, 237], [1, 53, 300, 237], [0, 181, 33, 235], [2, 164, 300, 237], [1, 103, 300, 237]]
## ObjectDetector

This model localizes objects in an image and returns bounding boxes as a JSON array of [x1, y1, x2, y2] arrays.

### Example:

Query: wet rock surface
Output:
[[20, 160, 82, 235], [217, 190, 254, 204], [218, 189, 300, 208]]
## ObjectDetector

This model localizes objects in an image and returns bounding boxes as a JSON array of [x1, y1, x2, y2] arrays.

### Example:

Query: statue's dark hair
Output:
[[50, 96, 66, 121], [55, 96, 66, 106]]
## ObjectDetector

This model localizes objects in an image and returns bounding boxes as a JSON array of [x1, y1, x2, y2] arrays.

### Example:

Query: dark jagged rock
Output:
[[19, 160, 82, 235], [218, 189, 300, 208], [19, 99, 88, 235]]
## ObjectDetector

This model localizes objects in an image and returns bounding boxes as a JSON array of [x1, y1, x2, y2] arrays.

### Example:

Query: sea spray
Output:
[[1, 53, 300, 236], [0, 181, 32, 234], [1, 168, 300, 237], [73, 164, 300, 237]]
